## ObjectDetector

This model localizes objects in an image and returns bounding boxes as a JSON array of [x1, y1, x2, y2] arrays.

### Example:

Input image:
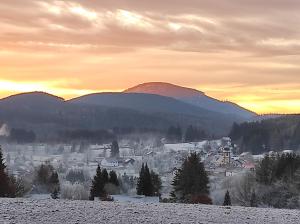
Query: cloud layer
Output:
[[1, 0, 300, 113]]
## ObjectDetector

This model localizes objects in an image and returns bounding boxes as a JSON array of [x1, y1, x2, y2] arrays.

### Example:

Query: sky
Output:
[[1, 0, 300, 114]]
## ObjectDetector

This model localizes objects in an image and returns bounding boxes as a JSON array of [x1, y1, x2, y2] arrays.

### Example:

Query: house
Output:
[[146, 151, 154, 156], [243, 161, 255, 171], [101, 158, 119, 167], [282, 150, 294, 155], [123, 158, 135, 166]]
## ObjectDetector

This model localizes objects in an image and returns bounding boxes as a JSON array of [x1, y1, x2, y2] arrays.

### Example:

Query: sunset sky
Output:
[[1, 0, 300, 114]]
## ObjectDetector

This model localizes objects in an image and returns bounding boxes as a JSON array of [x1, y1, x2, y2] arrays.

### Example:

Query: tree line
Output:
[[229, 115, 300, 154], [223, 153, 300, 209], [166, 125, 209, 143]]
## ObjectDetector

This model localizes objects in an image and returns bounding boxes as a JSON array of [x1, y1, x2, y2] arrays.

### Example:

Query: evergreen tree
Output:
[[136, 163, 155, 196], [143, 164, 154, 196], [90, 165, 105, 199], [35, 163, 54, 186], [256, 155, 275, 185], [136, 164, 145, 195], [223, 190, 232, 206], [184, 126, 207, 142], [185, 125, 195, 142], [109, 170, 119, 186], [170, 168, 182, 201], [290, 122, 300, 149], [250, 191, 257, 207], [111, 140, 119, 158], [0, 146, 11, 197], [151, 170, 162, 196], [102, 169, 109, 184], [170, 153, 210, 203], [49, 171, 60, 194], [166, 125, 182, 142], [256, 154, 300, 185]]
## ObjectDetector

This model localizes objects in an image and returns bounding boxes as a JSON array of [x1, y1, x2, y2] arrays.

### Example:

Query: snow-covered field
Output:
[[0, 198, 299, 224]]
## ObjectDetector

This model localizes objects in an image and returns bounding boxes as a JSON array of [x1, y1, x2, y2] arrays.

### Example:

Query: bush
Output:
[[189, 194, 212, 205], [61, 182, 89, 200]]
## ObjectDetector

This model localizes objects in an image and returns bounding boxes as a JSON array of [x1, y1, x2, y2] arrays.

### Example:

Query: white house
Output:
[[100, 158, 119, 167]]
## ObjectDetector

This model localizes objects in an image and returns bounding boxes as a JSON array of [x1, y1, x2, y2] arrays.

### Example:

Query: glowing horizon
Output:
[[1, 0, 300, 114]]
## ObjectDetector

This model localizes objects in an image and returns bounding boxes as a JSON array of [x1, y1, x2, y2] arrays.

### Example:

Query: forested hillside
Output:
[[229, 115, 300, 154]]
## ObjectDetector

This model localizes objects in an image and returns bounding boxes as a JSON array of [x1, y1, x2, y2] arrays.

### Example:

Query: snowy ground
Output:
[[0, 198, 299, 224]]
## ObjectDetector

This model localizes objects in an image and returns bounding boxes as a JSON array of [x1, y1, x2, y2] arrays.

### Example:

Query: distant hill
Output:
[[125, 82, 256, 119], [70, 92, 244, 135], [70, 92, 221, 117], [0, 92, 172, 140], [0, 91, 245, 141]]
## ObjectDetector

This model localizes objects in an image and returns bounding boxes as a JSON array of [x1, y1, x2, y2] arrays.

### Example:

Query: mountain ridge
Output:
[[124, 82, 256, 118], [0, 83, 256, 119], [0, 90, 245, 139]]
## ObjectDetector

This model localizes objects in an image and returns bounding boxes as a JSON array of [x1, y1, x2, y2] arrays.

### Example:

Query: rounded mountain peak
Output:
[[124, 82, 204, 98]]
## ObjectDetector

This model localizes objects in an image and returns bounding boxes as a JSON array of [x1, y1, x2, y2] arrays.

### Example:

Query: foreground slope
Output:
[[0, 198, 299, 224]]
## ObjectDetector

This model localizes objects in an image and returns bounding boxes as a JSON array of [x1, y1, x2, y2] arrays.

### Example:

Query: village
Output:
[[2, 136, 293, 201]]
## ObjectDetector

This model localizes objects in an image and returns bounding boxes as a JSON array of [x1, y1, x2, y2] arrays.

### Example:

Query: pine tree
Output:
[[109, 170, 119, 186], [170, 169, 182, 201], [0, 146, 11, 197], [143, 164, 154, 196], [223, 190, 232, 206], [90, 165, 105, 200], [136, 164, 145, 195], [102, 169, 109, 184], [250, 191, 257, 207], [151, 170, 162, 196], [136, 163, 156, 196], [0, 146, 6, 171], [111, 140, 119, 158], [49, 171, 60, 194], [256, 155, 275, 185], [185, 125, 195, 142], [171, 153, 210, 203], [167, 125, 182, 143]]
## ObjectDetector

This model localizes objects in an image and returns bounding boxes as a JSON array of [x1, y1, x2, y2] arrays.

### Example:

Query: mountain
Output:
[[70, 92, 217, 116], [0, 84, 254, 141], [70, 92, 243, 135], [124, 82, 256, 119], [0, 92, 65, 108], [0, 92, 173, 139], [0, 91, 243, 140]]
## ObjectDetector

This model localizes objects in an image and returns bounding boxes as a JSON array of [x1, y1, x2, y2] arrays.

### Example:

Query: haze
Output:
[[1, 0, 300, 114]]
